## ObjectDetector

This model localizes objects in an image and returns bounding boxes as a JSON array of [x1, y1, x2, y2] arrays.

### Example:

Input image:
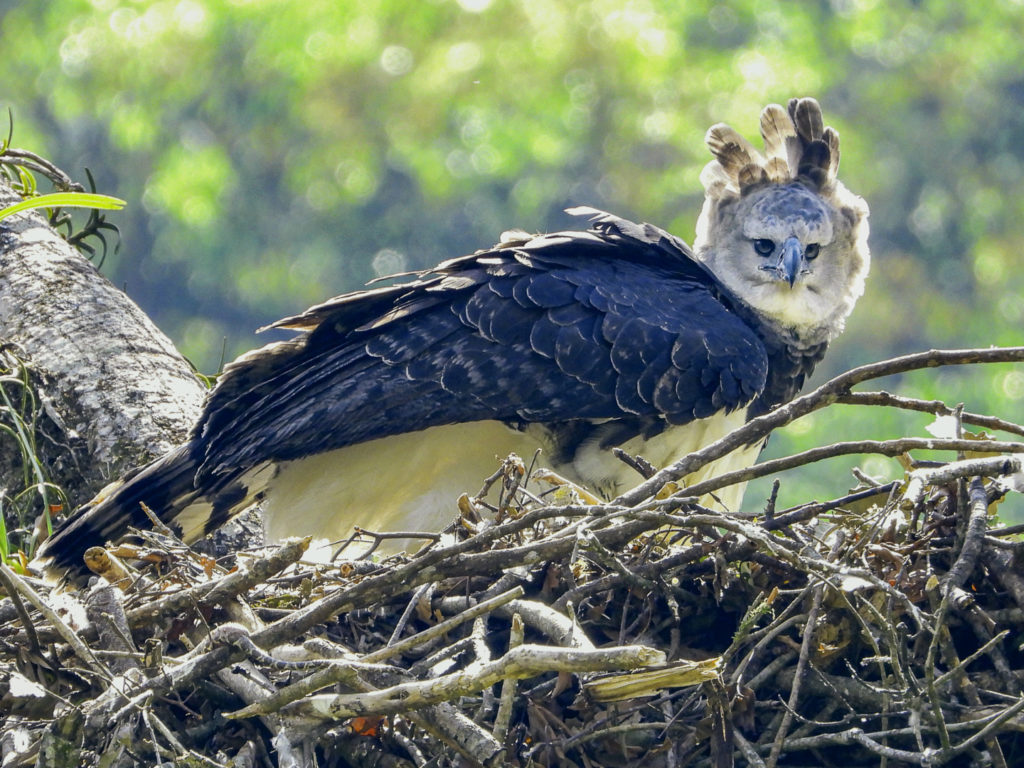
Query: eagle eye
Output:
[[805, 243, 820, 260], [752, 238, 775, 256]]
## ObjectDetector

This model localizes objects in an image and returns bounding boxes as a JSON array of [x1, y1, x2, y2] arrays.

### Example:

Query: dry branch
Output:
[[616, 346, 1024, 507], [237, 644, 664, 721]]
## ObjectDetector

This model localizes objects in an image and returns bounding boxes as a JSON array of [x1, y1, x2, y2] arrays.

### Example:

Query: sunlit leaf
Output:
[[0, 192, 126, 222]]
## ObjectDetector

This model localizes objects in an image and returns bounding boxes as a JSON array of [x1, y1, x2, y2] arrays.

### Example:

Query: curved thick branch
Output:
[[268, 644, 664, 721], [615, 347, 1024, 507], [682, 439, 1024, 500]]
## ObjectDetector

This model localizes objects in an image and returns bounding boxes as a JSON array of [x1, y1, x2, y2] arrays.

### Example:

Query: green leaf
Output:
[[0, 192, 126, 222]]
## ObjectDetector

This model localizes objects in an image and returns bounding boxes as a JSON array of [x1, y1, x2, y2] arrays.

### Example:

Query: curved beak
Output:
[[777, 236, 803, 287]]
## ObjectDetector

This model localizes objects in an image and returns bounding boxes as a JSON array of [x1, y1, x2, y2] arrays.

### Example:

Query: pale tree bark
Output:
[[0, 177, 205, 509]]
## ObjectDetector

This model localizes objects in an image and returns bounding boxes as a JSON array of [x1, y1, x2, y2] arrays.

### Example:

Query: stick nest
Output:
[[3, 348, 1024, 768]]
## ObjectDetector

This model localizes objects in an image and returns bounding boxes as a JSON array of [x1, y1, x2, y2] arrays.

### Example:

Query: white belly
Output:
[[261, 411, 760, 551], [261, 422, 547, 547], [567, 408, 756, 504]]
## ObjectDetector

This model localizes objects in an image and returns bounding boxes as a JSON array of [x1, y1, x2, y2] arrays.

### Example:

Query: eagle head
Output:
[[693, 98, 870, 349]]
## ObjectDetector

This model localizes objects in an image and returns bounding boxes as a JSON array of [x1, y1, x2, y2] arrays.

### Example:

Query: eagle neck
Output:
[[748, 334, 829, 418], [709, 284, 831, 418]]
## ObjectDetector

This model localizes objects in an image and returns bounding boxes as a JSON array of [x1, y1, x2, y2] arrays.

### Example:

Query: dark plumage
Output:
[[37, 98, 870, 573]]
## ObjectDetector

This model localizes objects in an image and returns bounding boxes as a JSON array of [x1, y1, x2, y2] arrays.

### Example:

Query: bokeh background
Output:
[[3, 0, 1023, 512]]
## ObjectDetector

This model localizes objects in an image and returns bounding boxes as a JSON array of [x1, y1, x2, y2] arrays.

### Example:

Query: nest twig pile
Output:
[[2, 348, 1024, 768]]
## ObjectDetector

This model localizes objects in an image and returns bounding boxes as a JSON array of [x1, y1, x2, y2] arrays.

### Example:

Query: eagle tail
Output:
[[34, 443, 226, 574]]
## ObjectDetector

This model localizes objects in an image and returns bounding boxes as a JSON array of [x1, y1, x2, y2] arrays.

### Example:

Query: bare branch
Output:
[[615, 346, 1024, 506], [265, 644, 665, 721]]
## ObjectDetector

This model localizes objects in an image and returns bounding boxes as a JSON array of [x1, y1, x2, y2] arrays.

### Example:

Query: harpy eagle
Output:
[[38, 98, 869, 572]]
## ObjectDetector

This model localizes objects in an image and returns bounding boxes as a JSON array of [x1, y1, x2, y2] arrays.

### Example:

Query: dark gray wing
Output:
[[37, 209, 772, 573], [193, 209, 768, 483]]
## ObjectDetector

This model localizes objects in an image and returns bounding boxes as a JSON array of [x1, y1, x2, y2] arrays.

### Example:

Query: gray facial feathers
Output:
[[695, 99, 869, 348]]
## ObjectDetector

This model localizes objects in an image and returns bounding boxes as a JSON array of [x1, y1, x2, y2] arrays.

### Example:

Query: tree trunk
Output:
[[0, 177, 204, 514]]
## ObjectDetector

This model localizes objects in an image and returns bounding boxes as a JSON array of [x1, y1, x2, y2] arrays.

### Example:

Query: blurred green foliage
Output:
[[2, 0, 1023, 511]]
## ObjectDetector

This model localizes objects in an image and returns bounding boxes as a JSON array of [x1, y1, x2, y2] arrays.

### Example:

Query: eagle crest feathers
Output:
[[701, 97, 842, 198]]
